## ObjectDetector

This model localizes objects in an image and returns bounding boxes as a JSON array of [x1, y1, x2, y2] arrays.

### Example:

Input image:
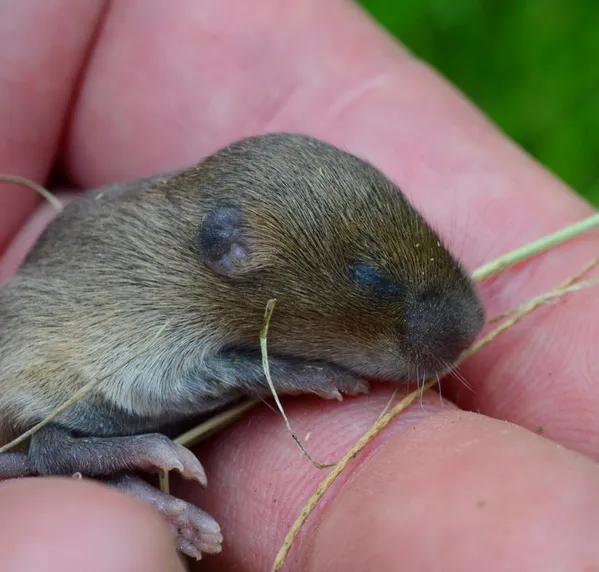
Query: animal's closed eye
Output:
[[349, 262, 402, 296]]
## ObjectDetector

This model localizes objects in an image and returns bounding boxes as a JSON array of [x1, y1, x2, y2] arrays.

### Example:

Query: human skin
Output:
[[2, 1, 599, 571]]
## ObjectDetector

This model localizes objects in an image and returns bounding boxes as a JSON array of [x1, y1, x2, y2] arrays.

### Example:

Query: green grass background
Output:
[[358, 0, 599, 206]]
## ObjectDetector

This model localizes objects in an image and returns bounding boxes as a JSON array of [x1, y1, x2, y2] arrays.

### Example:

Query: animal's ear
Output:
[[196, 205, 252, 278]]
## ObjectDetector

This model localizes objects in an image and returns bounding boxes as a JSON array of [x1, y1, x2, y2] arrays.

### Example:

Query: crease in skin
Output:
[[59, 0, 112, 137], [316, 72, 396, 129], [255, 80, 306, 134]]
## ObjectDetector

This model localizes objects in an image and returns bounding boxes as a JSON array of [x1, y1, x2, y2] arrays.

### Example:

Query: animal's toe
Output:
[[166, 501, 223, 560]]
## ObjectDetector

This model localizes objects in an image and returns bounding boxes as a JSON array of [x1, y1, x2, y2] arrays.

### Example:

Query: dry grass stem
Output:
[[271, 378, 437, 571], [174, 399, 261, 448], [160, 398, 261, 494], [465, 259, 599, 359], [158, 469, 170, 495], [472, 213, 599, 282], [261, 299, 337, 470], [0, 174, 63, 212], [488, 257, 599, 323]]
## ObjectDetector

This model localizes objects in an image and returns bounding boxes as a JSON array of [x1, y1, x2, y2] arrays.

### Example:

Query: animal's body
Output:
[[0, 133, 484, 559]]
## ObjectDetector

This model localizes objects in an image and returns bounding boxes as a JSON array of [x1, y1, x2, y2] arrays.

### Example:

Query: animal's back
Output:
[[0, 173, 215, 438]]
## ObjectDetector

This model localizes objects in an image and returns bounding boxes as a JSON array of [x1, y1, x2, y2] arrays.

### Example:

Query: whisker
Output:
[[419, 369, 427, 411], [435, 356, 474, 393], [449, 367, 474, 393], [416, 363, 424, 410], [257, 394, 278, 414], [436, 373, 444, 406]]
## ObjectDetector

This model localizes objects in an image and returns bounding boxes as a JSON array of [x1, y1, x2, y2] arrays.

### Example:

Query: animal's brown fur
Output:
[[0, 133, 484, 439], [0, 133, 484, 558]]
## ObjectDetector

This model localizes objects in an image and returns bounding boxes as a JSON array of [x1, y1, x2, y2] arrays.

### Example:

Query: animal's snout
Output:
[[403, 290, 484, 366]]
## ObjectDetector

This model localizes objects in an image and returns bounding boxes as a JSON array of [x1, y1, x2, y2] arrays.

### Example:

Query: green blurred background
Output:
[[358, 0, 599, 206]]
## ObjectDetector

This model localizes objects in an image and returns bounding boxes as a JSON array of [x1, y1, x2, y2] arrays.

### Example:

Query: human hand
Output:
[[2, 2, 599, 571]]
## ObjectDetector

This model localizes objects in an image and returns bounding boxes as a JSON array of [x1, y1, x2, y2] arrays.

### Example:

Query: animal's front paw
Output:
[[26, 426, 208, 486], [271, 361, 369, 401], [300, 364, 370, 400], [118, 433, 208, 485]]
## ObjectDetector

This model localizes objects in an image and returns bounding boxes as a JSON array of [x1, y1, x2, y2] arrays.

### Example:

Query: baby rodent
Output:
[[0, 133, 484, 559]]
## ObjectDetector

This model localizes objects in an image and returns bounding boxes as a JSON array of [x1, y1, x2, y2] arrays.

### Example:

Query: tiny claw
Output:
[[171, 461, 185, 474], [190, 468, 208, 488], [170, 446, 208, 487], [199, 537, 224, 555], [352, 379, 370, 395], [179, 462, 208, 488], [178, 538, 202, 560], [326, 389, 343, 401]]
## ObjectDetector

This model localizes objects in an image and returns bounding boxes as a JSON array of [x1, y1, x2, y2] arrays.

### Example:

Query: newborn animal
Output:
[[0, 133, 484, 559]]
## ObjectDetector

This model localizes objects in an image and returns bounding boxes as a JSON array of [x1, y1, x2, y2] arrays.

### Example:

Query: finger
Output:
[[180, 388, 599, 571], [301, 408, 599, 572], [0, 477, 186, 571], [63, 0, 411, 184], [0, 0, 105, 252], [59, 0, 599, 453]]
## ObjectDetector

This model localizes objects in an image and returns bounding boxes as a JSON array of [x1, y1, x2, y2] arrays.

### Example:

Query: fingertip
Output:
[[0, 477, 186, 572], [299, 411, 599, 571]]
